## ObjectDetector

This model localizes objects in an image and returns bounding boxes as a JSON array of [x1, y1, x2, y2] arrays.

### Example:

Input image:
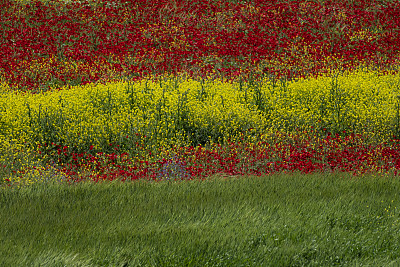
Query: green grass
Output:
[[1, 173, 400, 266]]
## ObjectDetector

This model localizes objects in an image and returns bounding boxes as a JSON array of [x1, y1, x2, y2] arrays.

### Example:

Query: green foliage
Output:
[[1, 173, 400, 266]]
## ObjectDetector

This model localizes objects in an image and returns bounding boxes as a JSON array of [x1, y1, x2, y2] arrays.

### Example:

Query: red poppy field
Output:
[[1, 0, 400, 185]]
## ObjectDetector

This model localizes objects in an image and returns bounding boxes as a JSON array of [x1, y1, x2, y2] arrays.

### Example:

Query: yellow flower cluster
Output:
[[0, 135, 67, 188], [1, 68, 400, 160]]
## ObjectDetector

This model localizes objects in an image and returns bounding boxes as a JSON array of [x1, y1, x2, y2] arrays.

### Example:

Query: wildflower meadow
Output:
[[1, 0, 400, 265]]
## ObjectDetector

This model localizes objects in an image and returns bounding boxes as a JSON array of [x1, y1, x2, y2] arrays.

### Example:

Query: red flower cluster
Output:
[[1, 0, 399, 91], [47, 132, 400, 183]]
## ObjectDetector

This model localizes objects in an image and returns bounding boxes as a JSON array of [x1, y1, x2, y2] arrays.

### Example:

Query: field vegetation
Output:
[[1, 0, 400, 265], [2, 173, 400, 266]]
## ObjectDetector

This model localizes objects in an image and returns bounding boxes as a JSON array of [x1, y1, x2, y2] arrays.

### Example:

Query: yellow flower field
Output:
[[1, 68, 400, 156]]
